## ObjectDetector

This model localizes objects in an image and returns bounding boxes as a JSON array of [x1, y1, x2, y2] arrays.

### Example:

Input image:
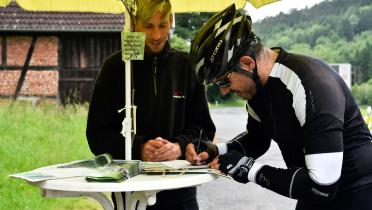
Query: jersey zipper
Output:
[[152, 57, 158, 96]]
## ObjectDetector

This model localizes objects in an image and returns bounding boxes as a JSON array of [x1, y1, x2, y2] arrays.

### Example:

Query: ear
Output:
[[168, 12, 173, 26], [239, 55, 255, 72]]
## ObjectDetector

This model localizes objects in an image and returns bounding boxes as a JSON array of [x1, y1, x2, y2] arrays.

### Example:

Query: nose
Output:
[[151, 28, 161, 40], [219, 86, 231, 96]]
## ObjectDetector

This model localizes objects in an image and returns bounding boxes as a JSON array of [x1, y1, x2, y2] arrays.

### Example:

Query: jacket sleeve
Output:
[[253, 114, 343, 203], [86, 57, 145, 160], [86, 80, 126, 159], [172, 61, 216, 159]]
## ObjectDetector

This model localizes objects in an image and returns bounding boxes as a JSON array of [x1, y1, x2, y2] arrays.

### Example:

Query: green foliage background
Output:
[[174, 12, 214, 42], [254, 0, 372, 83]]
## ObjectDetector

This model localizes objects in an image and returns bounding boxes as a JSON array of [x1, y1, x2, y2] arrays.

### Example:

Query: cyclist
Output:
[[186, 4, 372, 210]]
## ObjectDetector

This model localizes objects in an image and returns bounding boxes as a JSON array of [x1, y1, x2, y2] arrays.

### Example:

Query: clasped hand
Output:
[[141, 137, 181, 161]]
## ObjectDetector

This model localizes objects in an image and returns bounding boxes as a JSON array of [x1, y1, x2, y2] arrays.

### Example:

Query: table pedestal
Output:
[[43, 189, 160, 210]]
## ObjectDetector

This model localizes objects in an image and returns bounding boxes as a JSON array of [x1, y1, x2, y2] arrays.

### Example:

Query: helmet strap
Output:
[[251, 65, 264, 94], [234, 50, 263, 94]]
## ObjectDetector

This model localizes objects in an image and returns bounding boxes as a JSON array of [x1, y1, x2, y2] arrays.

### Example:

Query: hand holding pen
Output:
[[186, 129, 219, 165]]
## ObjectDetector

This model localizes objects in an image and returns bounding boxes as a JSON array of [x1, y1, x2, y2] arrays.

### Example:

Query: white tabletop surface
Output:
[[32, 173, 216, 192], [30, 162, 217, 192]]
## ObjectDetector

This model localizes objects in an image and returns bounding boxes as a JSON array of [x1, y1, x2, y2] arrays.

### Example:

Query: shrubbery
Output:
[[352, 78, 372, 105], [170, 34, 190, 51]]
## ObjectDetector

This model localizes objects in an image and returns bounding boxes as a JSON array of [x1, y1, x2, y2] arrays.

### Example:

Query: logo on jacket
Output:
[[173, 90, 186, 99]]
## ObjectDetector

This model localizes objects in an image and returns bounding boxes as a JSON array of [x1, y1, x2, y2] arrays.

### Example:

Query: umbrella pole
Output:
[[124, 58, 132, 161], [122, 9, 132, 210], [124, 58, 132, 210], [123, 8, 132, 161]]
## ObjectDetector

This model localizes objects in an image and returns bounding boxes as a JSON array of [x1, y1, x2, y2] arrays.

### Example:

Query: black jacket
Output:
[[86, 41, 215, 160], [86, 42, 215, 208]]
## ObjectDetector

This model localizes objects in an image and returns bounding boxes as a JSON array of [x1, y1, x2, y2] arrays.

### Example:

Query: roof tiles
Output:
[[0, 2, 124, 32]]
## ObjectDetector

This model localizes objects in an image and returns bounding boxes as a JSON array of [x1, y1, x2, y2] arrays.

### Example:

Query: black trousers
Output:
[[296, 185, 372, 210], [113, 187, 198, 210]]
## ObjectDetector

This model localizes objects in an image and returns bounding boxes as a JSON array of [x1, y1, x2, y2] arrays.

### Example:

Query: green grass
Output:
[[359, 105, 369, 116], [0, 99, 101, 210]]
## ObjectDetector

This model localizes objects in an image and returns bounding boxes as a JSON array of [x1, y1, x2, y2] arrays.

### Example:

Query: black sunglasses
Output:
[[213, 62, 257, 88], [213, 71, 231, 88]]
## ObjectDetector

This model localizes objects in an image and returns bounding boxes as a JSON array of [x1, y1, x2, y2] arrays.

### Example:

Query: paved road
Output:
[[197, 107, 297, 210]]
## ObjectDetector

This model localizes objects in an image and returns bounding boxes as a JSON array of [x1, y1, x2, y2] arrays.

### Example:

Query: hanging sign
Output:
[[121, 31, 145, 61]]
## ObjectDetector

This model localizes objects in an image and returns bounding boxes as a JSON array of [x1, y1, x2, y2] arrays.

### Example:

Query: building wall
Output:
[[20, 70, 58, 96], [1, 33, 121, 103], [0, 35, 58, 97], [0, 71, 20, 95]]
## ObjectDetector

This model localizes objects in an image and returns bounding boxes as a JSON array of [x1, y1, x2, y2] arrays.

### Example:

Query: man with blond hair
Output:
[[86, 0, 215, 209]]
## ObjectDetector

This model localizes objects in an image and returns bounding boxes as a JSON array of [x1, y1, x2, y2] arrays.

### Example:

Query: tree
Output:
[[174, 12, 214, 41], [353, 40, 372, 82], [255, 0, 372, 84]]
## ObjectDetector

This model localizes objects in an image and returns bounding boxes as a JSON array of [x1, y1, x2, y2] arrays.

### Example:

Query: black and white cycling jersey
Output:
[[226, 47, 372, 204]]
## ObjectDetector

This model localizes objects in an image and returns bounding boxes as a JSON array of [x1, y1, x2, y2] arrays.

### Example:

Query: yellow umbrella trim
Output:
[[0, 0, 279, 13]]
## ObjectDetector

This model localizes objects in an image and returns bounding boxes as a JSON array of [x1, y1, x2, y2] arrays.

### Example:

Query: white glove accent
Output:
[[248, 162, 264, 183]]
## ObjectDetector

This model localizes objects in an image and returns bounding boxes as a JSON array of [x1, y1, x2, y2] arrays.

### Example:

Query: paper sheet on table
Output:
[[141, 160, 228, 178], [10, 167, 98, 182], [10, 155, 127, 182]]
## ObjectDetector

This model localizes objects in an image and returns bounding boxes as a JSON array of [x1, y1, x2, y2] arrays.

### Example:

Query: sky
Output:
[[245, 0, 326, 22]]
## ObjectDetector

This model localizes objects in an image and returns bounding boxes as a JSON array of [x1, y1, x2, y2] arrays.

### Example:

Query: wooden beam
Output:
[[0, 66, 58, 70], [2, 36, 6, 66], [13, 36, 37, 100]]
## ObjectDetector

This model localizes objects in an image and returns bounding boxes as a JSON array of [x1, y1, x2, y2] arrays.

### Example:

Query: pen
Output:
[[196, 129, 202, 154]]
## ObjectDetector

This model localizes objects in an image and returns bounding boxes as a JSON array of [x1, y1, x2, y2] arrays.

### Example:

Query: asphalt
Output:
[[197, 107, 297, 210]]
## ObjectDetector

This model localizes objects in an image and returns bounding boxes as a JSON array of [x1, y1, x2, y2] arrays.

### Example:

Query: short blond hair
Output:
[[132, 0, 172, 24]]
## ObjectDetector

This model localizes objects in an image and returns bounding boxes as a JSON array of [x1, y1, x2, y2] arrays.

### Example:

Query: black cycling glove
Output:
[[218, 151, 255, 183]]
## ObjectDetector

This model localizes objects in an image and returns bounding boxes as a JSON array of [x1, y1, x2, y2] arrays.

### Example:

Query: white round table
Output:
[[30, 163, 217, 210]]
